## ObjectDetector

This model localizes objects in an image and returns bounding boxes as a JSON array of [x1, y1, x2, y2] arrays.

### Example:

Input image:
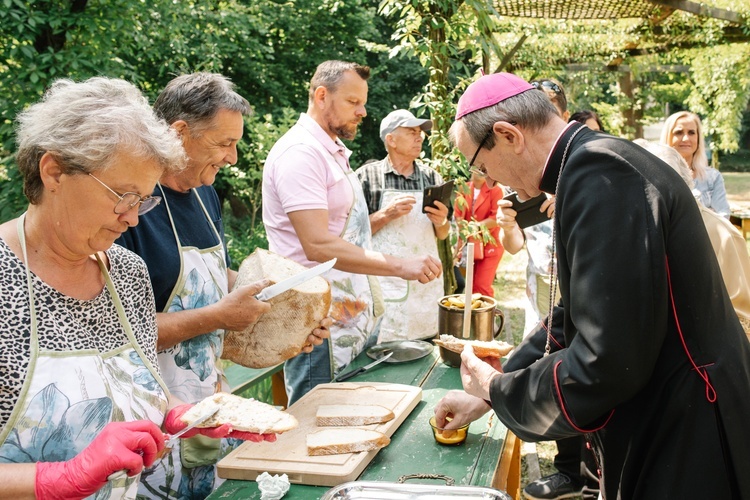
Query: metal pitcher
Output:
[[436, 294, 505, 367]]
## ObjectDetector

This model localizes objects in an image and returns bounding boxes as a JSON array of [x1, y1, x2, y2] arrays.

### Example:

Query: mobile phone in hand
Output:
[[502, 192, 550, 228]]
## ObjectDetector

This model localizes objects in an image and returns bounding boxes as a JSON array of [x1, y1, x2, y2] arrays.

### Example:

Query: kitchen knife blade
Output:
[[164, 406, 221, 448], [107, 406, 220, 482], [253, 258, 336, 302], [333, 350, 394, 382]]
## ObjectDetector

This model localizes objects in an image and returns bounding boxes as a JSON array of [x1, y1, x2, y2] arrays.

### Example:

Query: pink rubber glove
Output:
[[165, 404, 277, 442], [35, 420, 166, 500]]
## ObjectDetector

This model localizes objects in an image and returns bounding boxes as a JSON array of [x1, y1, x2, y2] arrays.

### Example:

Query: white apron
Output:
[[326, 167, 385, 374], [0, 214, 169, 500], [139, 186, 230, 498], [370, 167, 442, 342]]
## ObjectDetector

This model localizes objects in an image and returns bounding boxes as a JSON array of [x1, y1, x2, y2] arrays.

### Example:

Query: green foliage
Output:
[[687, 45, 750, 155], [721, 149, 750, 172], [0, 0, 428, 222], [224, 211, 269, 272], [380, 0, 501, 164], [453, 181, 497, 247]]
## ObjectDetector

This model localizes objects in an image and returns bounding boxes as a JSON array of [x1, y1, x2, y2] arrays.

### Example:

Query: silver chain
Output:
[[544, 125, 585, 357]]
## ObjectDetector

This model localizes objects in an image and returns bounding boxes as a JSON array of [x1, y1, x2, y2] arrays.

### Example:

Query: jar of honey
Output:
[[429, 416, 469, 445]]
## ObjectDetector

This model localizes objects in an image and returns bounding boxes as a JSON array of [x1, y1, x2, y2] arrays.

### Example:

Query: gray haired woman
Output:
[[0, 77, 188, 499]]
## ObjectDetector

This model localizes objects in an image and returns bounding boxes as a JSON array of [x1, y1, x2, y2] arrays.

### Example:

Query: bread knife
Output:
[[164, 406, 221, 448], [107, 407, 220, 482], [254, 258, 336, 302], [334, 350, 394, 382]]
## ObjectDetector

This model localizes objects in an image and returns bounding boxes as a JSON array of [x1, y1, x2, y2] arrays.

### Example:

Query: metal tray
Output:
[[321, 480, 512, 500], [366, 340, 433, 364]]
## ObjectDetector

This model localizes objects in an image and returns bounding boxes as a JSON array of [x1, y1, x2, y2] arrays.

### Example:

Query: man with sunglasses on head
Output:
[[434, 72, 750, 499], [117, 73, 330, 498]]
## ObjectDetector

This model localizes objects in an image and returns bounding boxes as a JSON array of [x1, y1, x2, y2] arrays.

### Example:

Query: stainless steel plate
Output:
[[366, 340, 433, 364], [321, 481, 511, 500]]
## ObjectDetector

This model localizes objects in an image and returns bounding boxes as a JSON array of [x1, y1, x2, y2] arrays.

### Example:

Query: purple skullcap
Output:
[[455, 73, 534, 120]]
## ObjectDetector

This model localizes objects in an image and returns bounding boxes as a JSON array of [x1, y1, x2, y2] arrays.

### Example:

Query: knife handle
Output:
[[335, 367, 364, 382]]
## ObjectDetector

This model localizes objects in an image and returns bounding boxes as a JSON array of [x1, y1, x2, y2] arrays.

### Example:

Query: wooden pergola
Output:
[[489, 0, 747, 138], [493, 0, 742, 22]]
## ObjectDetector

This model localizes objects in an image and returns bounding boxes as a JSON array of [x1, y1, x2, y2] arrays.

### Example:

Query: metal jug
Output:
[[436, 294, 505, 367]]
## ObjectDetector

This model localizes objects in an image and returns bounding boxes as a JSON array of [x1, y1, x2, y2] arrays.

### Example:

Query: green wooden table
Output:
[[208, 345, 520, 499]]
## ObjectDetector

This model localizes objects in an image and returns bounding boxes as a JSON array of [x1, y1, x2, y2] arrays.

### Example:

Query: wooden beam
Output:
[[648, 0, 744, 23], [566, 63, 690, 73], [495, 33, 528, 73]]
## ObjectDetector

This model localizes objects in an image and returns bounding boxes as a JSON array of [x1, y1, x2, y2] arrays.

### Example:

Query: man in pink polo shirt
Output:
[[263, 60, 442, 404]]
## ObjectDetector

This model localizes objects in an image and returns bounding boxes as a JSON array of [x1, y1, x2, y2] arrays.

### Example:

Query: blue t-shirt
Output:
[[116, 184, 229, 312]]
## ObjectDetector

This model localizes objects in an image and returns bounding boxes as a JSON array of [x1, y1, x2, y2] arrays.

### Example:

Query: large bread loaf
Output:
[[223, 249, 331, 368]]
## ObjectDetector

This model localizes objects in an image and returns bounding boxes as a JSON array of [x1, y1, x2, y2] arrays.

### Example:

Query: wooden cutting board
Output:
[[217, 381, 422, 486]]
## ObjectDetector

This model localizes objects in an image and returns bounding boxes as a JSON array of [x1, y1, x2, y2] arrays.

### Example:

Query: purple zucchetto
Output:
[[455, 73, 534, 120]]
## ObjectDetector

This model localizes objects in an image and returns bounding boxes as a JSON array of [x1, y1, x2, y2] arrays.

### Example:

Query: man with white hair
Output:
[[356, 109, 449, 342], [434, 72, 750, 499]]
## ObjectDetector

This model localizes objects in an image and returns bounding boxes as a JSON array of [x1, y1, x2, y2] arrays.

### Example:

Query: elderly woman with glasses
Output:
[[0, 77, 267, 500]]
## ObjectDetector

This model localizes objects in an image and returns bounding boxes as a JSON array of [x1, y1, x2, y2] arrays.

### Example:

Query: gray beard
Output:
[[332, 123, 357, 141]]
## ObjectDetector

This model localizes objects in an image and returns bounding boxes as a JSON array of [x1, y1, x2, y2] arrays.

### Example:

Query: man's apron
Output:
[[281, 129, 384, 404], [139, 185, 230, 498], [370, 168, 442, 342], [326, 166, 385, 374], [0, 214, 169, 500]]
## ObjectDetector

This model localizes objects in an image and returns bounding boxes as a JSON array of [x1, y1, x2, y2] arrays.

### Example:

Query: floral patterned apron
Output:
[[138, 186, 229, 499], [0, 214, 169, 500], [370, 170, 442, 342], [326, 167, 385, 375]]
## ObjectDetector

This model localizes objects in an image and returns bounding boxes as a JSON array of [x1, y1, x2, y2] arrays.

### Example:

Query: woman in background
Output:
[[636, 140, 750, 339], [570, 109, 604, 132], [454, 168, 504, 298], [660, 111, 731, 218]]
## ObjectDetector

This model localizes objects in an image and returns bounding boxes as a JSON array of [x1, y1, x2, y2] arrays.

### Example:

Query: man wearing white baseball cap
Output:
[[357, 109, 449, 342]]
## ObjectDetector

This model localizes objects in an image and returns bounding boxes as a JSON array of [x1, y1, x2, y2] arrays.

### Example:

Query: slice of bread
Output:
[[181, 392, 298, 434], [433, 334, 514, 358], [315, 404, 395, 426], [223, 248, 332, 368], [307, 428, 390, 456]]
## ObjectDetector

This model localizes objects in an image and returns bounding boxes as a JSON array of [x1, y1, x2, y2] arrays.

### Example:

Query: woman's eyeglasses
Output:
[[531, 80, 562, 95], [88, 173, 161, 215]]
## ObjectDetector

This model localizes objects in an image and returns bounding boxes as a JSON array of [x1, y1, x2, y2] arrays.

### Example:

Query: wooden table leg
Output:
[[493, 430, 522, 499]]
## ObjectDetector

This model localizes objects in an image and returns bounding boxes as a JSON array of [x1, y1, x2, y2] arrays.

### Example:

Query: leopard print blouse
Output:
[[0, 239, 160, 429]]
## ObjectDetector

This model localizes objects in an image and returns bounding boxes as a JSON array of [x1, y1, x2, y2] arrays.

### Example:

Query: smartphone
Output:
[[502, 192, 550, 228], [422, 180, 455, 217]]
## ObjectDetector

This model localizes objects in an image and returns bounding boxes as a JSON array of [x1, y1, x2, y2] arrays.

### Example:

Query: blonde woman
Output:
[[660, 111, 731, 218]]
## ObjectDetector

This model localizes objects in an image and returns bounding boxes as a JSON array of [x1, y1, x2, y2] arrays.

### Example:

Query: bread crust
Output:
[[315, 404, 395, 426], [181, 392, 298, 434], [433, 334, 514, 358], [306, 428, 390, 456], [223, 248, 332, 368]]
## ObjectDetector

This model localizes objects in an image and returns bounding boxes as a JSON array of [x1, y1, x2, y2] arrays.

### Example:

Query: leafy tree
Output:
[[0, 0, 426, 224]]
